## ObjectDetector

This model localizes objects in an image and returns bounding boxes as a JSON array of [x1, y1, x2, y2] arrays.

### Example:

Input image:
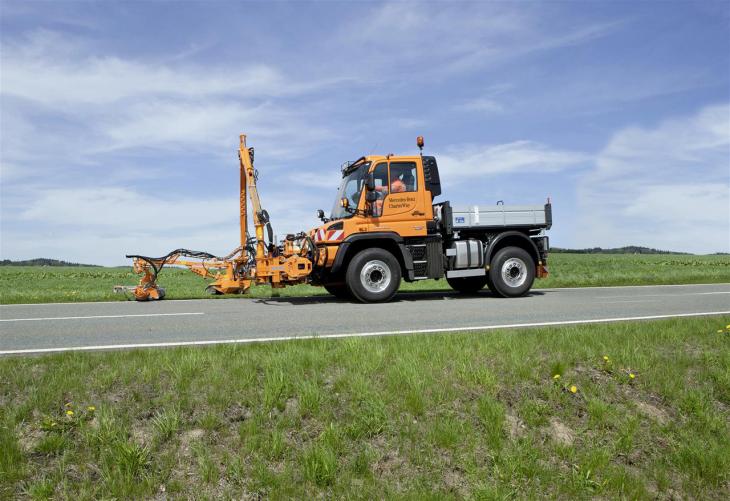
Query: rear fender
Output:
[[486, 231, 540, 266]]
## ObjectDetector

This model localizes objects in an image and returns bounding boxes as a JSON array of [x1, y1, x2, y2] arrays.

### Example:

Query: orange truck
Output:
[[121, 135, 551, 303]]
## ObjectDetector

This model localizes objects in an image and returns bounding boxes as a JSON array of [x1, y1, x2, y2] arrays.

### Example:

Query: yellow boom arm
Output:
[[118, 134, 315, 301]]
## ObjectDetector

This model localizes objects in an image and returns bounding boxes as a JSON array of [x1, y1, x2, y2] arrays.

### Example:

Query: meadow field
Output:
[[1, 316, 728, 498], [1, 253, 728, 304]]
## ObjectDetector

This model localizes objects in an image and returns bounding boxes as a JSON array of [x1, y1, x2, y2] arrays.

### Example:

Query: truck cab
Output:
[[316, 155, 437, 236], [309, 146, 551, 303]]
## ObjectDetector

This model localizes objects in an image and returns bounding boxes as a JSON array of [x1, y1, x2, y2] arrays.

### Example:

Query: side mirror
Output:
[[340, 197, 349, 209], [365, 173, 375, 191], [317, 209, 326, 222]]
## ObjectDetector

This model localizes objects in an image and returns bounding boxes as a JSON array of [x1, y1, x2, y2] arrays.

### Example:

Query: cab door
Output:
[[368, 159, 429, 237]]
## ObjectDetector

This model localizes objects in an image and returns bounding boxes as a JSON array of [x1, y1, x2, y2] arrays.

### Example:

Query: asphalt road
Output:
[[1, 284, 729, 355]]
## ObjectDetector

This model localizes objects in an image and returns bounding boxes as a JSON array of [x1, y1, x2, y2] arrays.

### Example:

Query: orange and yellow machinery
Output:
[[121, 134, 551, 303], [119, 135, 315, 301]]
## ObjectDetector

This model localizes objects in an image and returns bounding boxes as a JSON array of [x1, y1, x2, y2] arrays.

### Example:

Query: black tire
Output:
[[323, 283, 351, 299], [345, 248, 401, 303], [446, 275, 489, 294], [205, 285, 223, 295], [488, 246, 535, 298]]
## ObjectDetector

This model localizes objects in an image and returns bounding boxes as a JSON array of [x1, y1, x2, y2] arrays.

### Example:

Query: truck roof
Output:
[[363, 155, 420, 162]]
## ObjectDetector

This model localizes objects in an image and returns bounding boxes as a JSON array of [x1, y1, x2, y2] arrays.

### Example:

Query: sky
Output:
[[1, 0, 729, 265]]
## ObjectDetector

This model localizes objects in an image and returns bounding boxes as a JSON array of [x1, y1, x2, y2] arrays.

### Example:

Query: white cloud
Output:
[[453, 98, 504, 114], [92, 99, 332, 155], [438, 140, 590, 179], [338, 2, 623, 77], [0, 30, 343, 107], [2, 184, 326, 265], [2, 187, 238, 265], [0, 29, 340, 172], [623, 184, 727, 224], [576, 104, 730, 253], [0, 162, 27, 183], [3, 54, 281, 107], [18, 187, 234, 229]]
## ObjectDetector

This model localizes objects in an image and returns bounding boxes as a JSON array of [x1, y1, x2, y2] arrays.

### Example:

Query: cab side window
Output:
[[372, 163, 389, 193], [389, 162, 417, 193], [371, 162, 388, 217]]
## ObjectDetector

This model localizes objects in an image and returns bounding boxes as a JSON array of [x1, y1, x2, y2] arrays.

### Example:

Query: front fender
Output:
[[330, 232, 414, 280]]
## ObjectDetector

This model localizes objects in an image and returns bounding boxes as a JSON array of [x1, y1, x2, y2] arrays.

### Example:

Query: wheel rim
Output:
[[501, 257, 527, 288], [360, 259, 391, 293]]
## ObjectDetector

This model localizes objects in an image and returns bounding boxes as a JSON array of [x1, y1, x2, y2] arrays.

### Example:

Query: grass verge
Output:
[[1, 253, 729, 304], [1, 316, 729, 498]]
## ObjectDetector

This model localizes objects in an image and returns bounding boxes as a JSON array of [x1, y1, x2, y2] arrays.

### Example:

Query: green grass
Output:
[[1, 253, 728, 304], [1, 316, 729, 498]]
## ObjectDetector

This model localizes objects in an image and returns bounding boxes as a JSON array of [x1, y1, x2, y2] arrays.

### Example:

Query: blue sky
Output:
[[1, 0, 728, 265]]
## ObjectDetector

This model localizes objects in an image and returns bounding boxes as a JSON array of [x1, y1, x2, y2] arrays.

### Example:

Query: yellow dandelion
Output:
[[719, 330, 724, 333], [569, 385, 577, 394], [603, 355, 609, 361], [629, 373, 635, 379], [553, 374, 561, 380], [726, 324, 730, 329], [87, 406, 96, 412], [66, 410, 74, 416]]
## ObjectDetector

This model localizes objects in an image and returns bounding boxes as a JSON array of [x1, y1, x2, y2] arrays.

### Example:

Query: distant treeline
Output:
[[551, 246, 690, 255], [0, 258, 100, 267]]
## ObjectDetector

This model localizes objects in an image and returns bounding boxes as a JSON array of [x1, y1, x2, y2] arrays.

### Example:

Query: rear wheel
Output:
[[447, 275, 489, 294], [346, 248, 401, 303], [488, 246, 535, 297], [323, 283, 351, 299]]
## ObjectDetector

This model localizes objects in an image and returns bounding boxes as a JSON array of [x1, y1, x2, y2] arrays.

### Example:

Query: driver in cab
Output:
[[372, 172, 406, 216]]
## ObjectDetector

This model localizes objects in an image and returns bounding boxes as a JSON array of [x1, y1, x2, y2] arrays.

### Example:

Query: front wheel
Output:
[[346, 248, 401, 303], [488, 246, 535, 298]]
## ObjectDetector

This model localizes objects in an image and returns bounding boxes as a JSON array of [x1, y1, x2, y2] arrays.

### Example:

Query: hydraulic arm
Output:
[[118, 135, 315, 301]]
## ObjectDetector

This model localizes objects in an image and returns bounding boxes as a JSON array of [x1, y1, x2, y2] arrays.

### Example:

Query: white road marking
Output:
[[603, 300, 660, 304], [2, 311, 728, 355], [1, 283, 727, 307], [598, 291, 730, 299], [0, 312, 204, 323], [540, 283, 730, 291]]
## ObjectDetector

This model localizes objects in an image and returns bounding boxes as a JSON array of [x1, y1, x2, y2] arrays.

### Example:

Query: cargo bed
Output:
[[435, 202, 552, 232]]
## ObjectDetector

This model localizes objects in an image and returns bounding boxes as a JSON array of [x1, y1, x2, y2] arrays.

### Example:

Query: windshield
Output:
[[330, 162, 370, 219]]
